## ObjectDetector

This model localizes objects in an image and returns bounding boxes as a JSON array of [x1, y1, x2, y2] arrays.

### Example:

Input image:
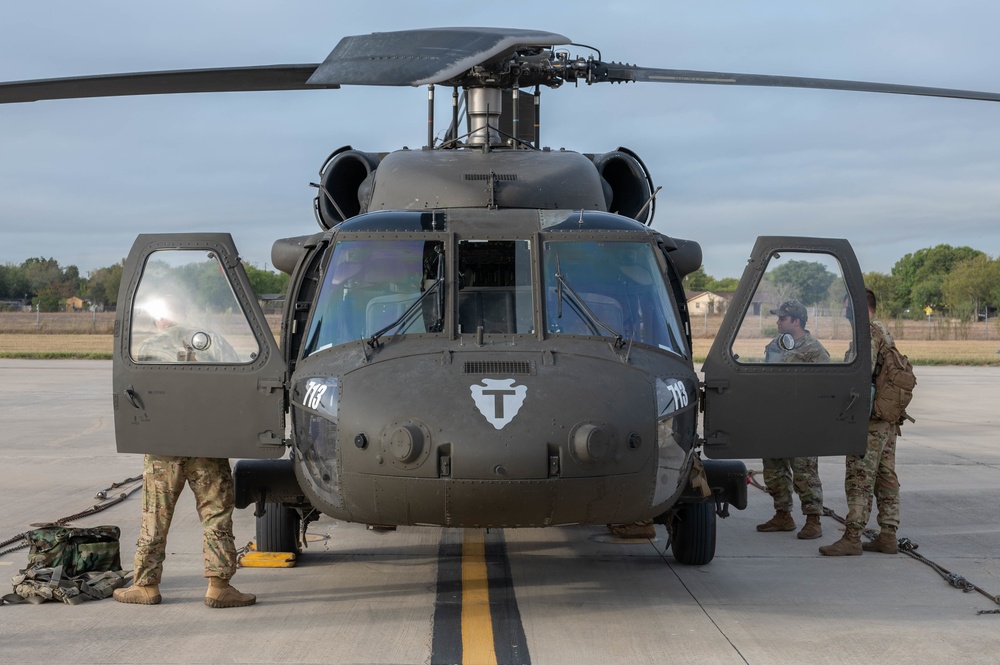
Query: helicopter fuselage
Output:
[[0, 24, 925, 566], [285, 207, 700, 528]]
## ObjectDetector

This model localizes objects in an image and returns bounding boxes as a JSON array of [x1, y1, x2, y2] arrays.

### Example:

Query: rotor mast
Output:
[[466, 87, 503, 147]]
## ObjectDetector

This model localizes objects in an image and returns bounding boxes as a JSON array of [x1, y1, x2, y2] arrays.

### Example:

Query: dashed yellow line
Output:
[[461, 528, 498, 665]]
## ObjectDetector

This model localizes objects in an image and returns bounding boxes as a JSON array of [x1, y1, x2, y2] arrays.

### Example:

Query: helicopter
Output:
[[3, 27, 998, 566]]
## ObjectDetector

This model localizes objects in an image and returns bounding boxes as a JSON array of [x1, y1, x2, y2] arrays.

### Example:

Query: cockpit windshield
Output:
[[304, 239, 443, 355], [304, 236, 687, 357], [542, 240, 687, 356]]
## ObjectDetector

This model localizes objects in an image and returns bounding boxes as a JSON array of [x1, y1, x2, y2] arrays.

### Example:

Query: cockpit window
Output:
[[129, 249, 258, 364], [542, 240, 687, 356], [728, 251, 854, 365], [458, 240, 534, 335], [304, 239, 443, 355]]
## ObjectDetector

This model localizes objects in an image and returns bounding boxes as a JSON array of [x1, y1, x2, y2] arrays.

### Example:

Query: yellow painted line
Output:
[[461, 528, 498, 665]]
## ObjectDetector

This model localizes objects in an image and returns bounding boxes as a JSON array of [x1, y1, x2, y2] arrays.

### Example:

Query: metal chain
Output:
[[818, 505, 1000, 608], [0, 539, 28, 558], [746, 469, 768, 493], [235, 540, 254, 565], [747, 471, 1000, 614], [0, 475, 143, 560], [746, 468, 1000, 613], [52, 484, 142, 525], [94, 475, 142, 500], [894, 536, 1000, 608]]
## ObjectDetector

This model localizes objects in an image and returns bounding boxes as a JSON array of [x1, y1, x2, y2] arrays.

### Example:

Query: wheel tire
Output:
[[670, 502, 717, 565], [255, 502, 300, 553]]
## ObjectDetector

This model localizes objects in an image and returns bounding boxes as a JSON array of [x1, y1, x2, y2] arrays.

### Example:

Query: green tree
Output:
[[173, 259, 234, 312], [683, 267, 738, 294], [62, 265, 85, 298], [85, 262, 124, 307], [891, 244, 984, 316], [769, 260, 836, 306], [683, 267, 711, 291], [245, 264, 290, 297], [87, 280, 107, 306], [32, 286, 64, 312], [0, 264, 31, 299], [0, 264, 10, 299], [712, 277, 739, 292], [21, 257, 63, 298], [863, 272, 900, 318], [941, 255, 1000, 320]]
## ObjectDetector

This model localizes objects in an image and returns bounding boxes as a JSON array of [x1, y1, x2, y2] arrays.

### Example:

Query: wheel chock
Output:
[[238, 541, 297, 568]]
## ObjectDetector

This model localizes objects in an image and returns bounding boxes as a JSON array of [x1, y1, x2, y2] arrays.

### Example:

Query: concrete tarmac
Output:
[[0, 360, 998, 664]]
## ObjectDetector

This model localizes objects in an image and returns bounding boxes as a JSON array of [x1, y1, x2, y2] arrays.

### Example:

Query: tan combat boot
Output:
[[797, 514, 823, 540], [205, 577, 256, 608], [818, 527, 862, 556], [113, 584, 161, 605], [862, 529, 899, 554], [756, 511, 796, 532]]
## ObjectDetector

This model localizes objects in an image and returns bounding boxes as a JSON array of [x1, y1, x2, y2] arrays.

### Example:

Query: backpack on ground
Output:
[[3, 525, 130, 605], [871, 323, 916, 427]]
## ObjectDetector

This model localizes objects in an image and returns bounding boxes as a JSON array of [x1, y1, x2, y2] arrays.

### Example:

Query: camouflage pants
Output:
[[133, 455, 237, 586], [761, 457, 823, 515], [844, 420, 900, 532]]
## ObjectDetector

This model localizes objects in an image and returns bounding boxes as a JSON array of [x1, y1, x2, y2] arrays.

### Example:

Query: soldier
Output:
[[820, 289, 901, 556], [114, 294, 256, 607], [757, 300, 830, 540]]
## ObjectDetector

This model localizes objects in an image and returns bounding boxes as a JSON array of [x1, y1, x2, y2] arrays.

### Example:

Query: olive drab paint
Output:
[[2, 27, 960, 566]]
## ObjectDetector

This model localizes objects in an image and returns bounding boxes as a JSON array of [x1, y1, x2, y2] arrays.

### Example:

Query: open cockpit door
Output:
[[113, 234, 286, 458], [702, 237, 870, 460]]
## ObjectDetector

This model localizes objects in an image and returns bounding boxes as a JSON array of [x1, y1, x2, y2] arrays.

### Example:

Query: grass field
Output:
[[690, 338, 1000, 366], [3, 334, 998, 364], [0, 334, 114, 358], [3, 311, 999, 364]]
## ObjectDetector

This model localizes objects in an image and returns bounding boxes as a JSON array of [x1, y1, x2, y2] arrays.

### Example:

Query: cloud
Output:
[[0, 1, 998, 280]]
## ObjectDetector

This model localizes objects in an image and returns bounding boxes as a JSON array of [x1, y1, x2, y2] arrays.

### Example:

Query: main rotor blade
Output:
[[0, 65, 337, 104], [309, 27, 570, 86], [598, 65, 1000, 103]]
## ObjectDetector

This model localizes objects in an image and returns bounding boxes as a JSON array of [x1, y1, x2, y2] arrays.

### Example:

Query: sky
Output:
[[2, 1, 999, 281]]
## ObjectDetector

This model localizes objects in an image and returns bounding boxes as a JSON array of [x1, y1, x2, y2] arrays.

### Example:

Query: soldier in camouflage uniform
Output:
[[114, 295, 256, 607], [757, 300, 830, 540], [821, 289, 901, 556]]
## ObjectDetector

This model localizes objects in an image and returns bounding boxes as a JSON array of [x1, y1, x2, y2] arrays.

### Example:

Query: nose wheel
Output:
[[670, 502, 717, 565], [255, 501, 301, 553]]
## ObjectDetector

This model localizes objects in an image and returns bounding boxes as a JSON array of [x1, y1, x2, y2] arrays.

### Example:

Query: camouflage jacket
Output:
[[764, 331, 831, 363], [870, 317, 893, 371], [135, 324, 238, 363]]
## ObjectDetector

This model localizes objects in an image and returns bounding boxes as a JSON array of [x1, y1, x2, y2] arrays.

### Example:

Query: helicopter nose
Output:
[[570, 421, 616, 464]]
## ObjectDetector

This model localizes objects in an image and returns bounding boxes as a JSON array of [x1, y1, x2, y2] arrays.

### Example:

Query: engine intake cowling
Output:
[[591, 149, 654, 223], [315, 147, 382, 229]]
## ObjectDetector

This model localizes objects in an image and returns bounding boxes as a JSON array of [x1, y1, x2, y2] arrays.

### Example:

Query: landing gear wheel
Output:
[[255, 502, 301, 553], [670, 502, 716, 565]]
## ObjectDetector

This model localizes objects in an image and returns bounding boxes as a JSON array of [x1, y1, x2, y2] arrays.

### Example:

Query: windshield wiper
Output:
[[367, 246, 444, 349], [553, 252, 625, 348]]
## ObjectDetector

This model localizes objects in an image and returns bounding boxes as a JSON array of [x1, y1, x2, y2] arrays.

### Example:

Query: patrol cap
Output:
[[770, 300, 807, 324]]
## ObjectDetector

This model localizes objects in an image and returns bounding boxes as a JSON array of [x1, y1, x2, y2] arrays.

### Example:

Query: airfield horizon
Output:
[[2, 311, 999, 364]]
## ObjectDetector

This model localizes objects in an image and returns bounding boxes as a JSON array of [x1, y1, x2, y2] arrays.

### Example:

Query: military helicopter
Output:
[[3, 27, 998, 565]]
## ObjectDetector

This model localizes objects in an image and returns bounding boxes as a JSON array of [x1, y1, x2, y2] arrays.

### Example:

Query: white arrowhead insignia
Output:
[[470, 378, 527, 430]]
